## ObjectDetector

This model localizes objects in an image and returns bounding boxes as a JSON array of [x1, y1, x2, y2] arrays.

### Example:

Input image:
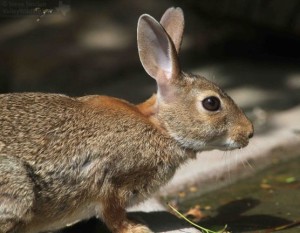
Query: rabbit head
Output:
[[137, 7, 253, 152]]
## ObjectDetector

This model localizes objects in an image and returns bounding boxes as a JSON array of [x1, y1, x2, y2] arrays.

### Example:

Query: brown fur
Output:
[[0, 7, 253, 233], [0, 93, 189, 233]]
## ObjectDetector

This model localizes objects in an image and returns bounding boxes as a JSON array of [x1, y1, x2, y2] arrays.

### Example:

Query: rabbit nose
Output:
[[248, 131, 254, 139]]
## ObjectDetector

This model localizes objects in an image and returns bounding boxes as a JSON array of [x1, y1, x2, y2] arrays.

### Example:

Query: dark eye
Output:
[[202, 96, 221, 111]]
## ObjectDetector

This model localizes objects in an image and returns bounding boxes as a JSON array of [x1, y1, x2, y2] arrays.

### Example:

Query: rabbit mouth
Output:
[[222, 137, 249, 150], [207, 136, 249, 151], [171, 134, 249, 152]]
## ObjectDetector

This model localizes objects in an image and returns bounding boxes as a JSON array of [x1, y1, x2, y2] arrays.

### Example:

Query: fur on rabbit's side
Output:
[[0, 7, 253, 233]]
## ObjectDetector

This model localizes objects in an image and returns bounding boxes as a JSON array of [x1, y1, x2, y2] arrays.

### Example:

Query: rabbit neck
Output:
[[137, 94, 168, 134]]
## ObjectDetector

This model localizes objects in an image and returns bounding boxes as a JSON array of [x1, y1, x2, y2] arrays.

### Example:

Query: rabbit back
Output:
[[0, 93, 185, 225]]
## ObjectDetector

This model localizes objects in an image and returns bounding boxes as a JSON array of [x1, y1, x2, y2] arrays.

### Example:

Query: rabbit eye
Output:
[[202, 96, 220, 111]]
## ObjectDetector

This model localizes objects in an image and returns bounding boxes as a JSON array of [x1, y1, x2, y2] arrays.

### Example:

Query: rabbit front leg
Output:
[[101, 192, 153, 233], [0, 156, 34, 233]]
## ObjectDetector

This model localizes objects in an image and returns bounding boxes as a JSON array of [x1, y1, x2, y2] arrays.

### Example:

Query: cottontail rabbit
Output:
[[0, 7, 253, 233]]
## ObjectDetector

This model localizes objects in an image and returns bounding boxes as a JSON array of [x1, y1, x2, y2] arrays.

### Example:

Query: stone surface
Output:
[[127, 199, 200, 232]]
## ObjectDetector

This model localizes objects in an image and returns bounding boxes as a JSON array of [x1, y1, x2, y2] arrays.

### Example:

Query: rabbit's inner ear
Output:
[[137, 14, 180, 84], [150, 27, 172, 78]]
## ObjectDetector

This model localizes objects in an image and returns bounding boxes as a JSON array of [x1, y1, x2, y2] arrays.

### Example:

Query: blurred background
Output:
[[1, 0, 300, 120]]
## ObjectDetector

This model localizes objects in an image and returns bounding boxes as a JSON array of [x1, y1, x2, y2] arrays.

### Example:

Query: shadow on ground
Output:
[[61, 199, 298, 233], [199, 198, 295, 232]]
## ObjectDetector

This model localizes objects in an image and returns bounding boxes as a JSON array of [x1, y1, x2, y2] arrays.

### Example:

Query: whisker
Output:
[[240, 144, 256, 172], [235, 151, 239, 167], [241, 157, 248, 168], [226, 151, 232, 184], [245, 159, 255, 171]]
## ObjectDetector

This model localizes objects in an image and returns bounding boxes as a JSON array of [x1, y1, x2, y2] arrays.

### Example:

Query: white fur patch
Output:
[[171, 133, 240, 152], [171, 133, 207, 151], [225, 138, 240, 149]]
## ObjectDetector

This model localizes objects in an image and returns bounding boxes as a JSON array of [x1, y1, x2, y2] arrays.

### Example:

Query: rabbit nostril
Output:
[[248, 132, 254, 139]]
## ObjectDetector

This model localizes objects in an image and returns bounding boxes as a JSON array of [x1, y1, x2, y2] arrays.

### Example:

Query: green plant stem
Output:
[[168, 203, 227, 233]]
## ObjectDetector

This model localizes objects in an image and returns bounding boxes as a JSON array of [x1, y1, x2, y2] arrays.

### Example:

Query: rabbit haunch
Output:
[[0, 7, 253, 233]]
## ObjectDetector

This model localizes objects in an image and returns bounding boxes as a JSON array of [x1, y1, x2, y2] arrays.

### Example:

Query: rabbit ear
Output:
[[137, 14, 180, 98], [160, 7, 184, 53]]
